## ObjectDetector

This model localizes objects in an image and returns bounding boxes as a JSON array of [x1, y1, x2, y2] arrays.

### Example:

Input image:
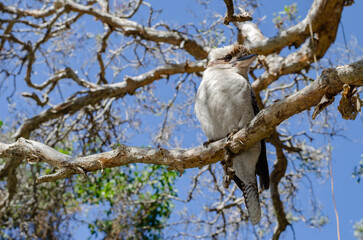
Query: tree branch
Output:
[[237, 0, 346, 95], [12, 61, 206, 139], [238, 0, 344, 94], [238, 0, 345, 56], [269, 133, 289, 240], [222, 0, 252, 25], [61, 0, 209, 59], [0, 2, 57, 18], [3, 59, 363, 183]]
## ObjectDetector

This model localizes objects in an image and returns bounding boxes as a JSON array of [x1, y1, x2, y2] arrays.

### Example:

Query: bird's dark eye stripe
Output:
[[224, 54, 232, 62]]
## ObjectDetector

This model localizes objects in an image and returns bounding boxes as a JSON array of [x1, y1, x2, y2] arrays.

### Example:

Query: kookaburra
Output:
[[195, 44, 269, 225]]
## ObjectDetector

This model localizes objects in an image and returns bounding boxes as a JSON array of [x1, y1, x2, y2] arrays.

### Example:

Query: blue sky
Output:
[[139, 1, 363, 239], [1, 0, 363, 239]]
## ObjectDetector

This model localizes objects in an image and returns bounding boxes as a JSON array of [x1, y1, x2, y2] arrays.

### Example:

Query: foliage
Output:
[[0, 160, 177, 239], [73, 165, 178, 239], [0, 164, 73, 239], [273, 3, 300, 31]]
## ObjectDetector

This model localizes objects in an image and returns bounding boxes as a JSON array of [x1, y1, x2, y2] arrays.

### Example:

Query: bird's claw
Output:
[[203, 139, 214, 148], [227, 129, 240, 142]]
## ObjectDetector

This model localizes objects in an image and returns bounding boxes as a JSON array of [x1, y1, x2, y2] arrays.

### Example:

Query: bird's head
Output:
[[207, 44, 257, 78]]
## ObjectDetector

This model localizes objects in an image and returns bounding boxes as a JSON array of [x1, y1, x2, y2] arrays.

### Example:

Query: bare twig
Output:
[[222, 0, 252, 25], [13, 61, 206, 139], [61, 0, 209, 59]]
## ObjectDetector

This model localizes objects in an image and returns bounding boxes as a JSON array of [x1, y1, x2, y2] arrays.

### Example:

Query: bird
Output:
[[195, 44, 269, 225]]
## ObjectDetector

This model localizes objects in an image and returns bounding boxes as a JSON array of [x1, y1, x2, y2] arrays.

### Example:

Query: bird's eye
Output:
[[224, 54, 232, 62]]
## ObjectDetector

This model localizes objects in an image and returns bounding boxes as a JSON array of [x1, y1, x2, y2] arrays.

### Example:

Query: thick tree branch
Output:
[[12, 61, 206, 139], [0, 2, 57, 18], [228, 59, 363, 153], [239, 0, 345, 56], [237, 0, 345, 95], [2, 59, 363, 183], [239, 0, 344, 94]]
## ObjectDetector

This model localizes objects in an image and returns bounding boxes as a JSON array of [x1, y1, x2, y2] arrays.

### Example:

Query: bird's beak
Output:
[[231, 53, 258, 68], [236, 53, 258, 62]]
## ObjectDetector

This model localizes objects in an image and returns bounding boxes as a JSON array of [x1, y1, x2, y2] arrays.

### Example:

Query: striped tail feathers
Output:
[[234, 175, 261, 225]]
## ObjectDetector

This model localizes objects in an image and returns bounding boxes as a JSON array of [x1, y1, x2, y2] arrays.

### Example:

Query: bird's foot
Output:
[[227, 129, 240, 142], [203, 139, 215, 148]]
